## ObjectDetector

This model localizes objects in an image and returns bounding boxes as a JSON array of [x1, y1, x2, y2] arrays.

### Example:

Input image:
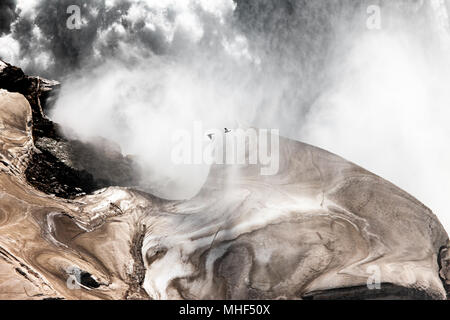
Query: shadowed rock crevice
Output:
[[125, 223, 151, 300], [79, 271, 101, 289]]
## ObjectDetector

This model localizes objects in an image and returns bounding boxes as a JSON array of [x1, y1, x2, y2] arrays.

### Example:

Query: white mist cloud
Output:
[[301, 7, 450, 231], [51, 49, 260, 200]]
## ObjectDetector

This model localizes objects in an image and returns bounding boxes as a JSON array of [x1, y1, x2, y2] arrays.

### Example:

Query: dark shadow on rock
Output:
[[302, 283, 435, 300], [0, 60, 137, 199]]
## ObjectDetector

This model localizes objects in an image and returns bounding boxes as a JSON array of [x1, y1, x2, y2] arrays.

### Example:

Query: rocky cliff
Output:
[[0, 60, 448, 300]]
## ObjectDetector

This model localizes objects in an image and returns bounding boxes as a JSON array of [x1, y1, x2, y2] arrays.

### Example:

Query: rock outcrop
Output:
[[0, 60, 449, 300], [0, 60, 136, 199]]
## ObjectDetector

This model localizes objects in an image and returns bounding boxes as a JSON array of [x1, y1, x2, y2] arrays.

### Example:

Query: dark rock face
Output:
[[0, 60, 135, 199], [25, 148, 98, 198], [303, 283, 436, 300], [34, 137, 137, 189]]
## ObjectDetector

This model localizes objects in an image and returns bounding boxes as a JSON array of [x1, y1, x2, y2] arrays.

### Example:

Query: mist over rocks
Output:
[[0, 0, 450, 300], [0, 61, 449, 299], [2, 0, 446, 231], [0, 60, 137, 198]]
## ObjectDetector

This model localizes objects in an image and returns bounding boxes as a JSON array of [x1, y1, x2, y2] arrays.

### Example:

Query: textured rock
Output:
[[136, 135, 449, 299], [0, 60, 136, 198], [0, 89, 33, 174], [0, 62, 448, 300], [0, 85, 448, 299]]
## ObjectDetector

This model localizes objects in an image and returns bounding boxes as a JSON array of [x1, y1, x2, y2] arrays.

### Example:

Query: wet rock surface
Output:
[[25, 148, 98, 199], [0, 61, 449, 300]]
